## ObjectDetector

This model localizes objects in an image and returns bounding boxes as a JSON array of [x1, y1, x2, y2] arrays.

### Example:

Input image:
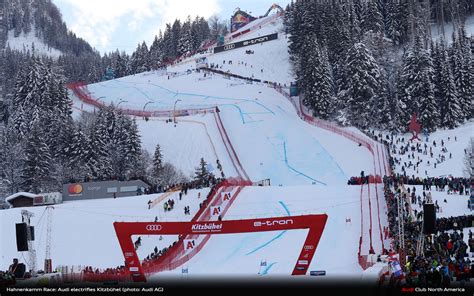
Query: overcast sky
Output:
[[52, 0, 291, 54]]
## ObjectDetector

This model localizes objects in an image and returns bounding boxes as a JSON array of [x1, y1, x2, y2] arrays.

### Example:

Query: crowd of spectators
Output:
[[383, 175, 474, 287], [368, 130, 466, 178]]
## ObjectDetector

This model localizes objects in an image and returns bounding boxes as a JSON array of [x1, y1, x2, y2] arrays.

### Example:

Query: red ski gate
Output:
[[114, 214, 328, 282]]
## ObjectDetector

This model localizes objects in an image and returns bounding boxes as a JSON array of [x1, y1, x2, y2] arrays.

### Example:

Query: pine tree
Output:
[[431, 40, 444, 112], [194, 158, 212, 187], [441, 50, 462, 129], [120, 117, 142, 179], [453, 27, 473, 121], [388, 0, 409, 45], [362, 0, 383, 35], [21, 123, 53, 193], [178, 17, 193, 56], [161, 24, 174, 62], [85, 107, 112, 180], [373, 72, 393, 130], [170, 20, 182, 59], [0, 128, 24, 194], [300, 36, 334, 119], [68, 127, 89, 182], [348, 1, 362, 42], [11, 56, 49, 137], [339, 42, 381, 129], [149, 34, 164, 70], [397, 35, 434, 127], [417, 70, 439, 131], [152, 144, 164, 185]]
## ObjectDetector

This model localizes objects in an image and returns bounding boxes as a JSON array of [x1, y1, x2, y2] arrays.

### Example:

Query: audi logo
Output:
[[224, 44, 235, 51], [146, 224, 163, 231]]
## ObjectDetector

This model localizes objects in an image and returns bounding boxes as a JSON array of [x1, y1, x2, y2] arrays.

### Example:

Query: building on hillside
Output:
[[5, 192, 38, 208], [62, 180, 150, 202]]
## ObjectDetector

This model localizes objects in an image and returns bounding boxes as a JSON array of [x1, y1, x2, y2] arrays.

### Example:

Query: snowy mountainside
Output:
[[7, 28, 62, 58]]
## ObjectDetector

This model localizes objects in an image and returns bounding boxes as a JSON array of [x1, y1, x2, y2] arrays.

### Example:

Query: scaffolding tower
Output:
[[21, 210, 37, 275]]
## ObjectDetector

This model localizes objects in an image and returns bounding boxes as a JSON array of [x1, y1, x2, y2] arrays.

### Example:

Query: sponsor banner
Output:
[[68, 184, 83, 196], [310, 270, 326, 276], [214, 33, 278, 54], [114, 214, 328, 282], [129, 267, 139, 272], [254, 219, 294, 228], [221, 192, 231, 202], [183, 239, 196, 251], [145, 224, 163, 232], [191, 223, 223, 233], [210, 206, 221, 217]]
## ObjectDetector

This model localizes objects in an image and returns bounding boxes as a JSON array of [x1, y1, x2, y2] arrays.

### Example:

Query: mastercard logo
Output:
[[68, 184, 83, 194]]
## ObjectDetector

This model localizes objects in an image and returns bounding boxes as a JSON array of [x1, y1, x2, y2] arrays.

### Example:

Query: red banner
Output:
[[114, 214, 327, 282]]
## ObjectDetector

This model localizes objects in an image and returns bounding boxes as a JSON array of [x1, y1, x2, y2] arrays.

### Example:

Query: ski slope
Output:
[[2, 13, 399, 280], [64, 14, 391, 279], [154, 185, 364, 277], [75, 68, 373, 186]]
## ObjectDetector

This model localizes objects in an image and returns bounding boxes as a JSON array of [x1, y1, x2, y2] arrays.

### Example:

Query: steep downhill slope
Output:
[[1, 14, 390, 280]]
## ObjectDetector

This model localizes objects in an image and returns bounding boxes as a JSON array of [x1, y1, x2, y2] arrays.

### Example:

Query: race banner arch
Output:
[[114, 214, 328, 282]]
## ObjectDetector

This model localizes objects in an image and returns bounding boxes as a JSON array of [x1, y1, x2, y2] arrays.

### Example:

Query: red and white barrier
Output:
[[214, 111, 250, 181], [66, 82, 217, 119]]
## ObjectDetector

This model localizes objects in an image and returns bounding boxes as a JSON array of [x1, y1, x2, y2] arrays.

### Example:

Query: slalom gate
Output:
[[114, 214, 328, 282]]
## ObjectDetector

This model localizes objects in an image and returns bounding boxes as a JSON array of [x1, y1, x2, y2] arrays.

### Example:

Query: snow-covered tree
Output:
[[441, 53, 462, 129], [338, 42, 381, 129], [0, 128, 24, 194], [194, 158, 213, 188], [21, 123, 53, 193], [152, 144, 164, 185], [178, 17, 193, 56], [362, 0, 383, 35], [161, 162, 188, 187], [397, 35, 435, 127], [299, 36, 334, 119]]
